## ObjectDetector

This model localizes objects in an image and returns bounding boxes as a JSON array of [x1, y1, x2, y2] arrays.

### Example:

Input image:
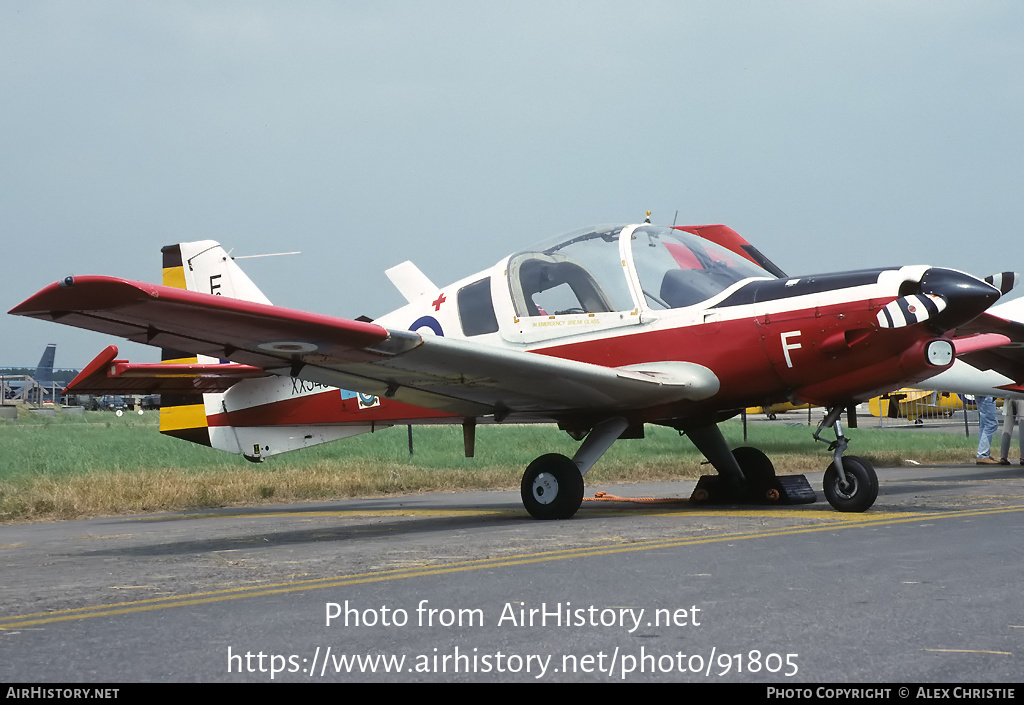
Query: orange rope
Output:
[[583, 491, 691, 504]]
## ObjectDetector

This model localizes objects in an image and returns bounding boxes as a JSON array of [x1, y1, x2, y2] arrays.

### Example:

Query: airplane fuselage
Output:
[[205, 225, 983, 437]]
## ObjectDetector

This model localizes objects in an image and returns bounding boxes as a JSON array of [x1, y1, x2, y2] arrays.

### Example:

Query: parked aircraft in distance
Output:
[[1, 343, 57, 400], [868, 389, 967, 424], [746, 401, 812, 420], [10, 221, 1016, 518]]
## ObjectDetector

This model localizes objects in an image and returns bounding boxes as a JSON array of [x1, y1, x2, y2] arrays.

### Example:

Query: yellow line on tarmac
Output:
[[605, 508, 911, 520], [2, 504, 1022, 630], [127, 507, 893, 522], [127, 509, 518, 522]]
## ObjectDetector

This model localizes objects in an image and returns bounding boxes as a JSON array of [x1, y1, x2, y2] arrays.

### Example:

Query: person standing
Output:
[[999, 398, 1024, 465], [976, 396, 999, 464]]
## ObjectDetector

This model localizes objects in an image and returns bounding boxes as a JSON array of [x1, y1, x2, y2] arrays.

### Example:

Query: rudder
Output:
[[161, 241, 272, 303], [157, 243, 233, 447]]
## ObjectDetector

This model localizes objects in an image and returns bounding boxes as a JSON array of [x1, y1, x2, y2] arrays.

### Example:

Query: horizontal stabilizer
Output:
[[64, 345, 270, 395]]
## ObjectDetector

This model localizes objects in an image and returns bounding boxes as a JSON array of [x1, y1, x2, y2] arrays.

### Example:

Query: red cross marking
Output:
[[432, 293, 446, 311]]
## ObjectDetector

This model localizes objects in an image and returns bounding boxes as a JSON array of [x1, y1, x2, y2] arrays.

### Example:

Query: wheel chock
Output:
[[690, 474, 816, 505]]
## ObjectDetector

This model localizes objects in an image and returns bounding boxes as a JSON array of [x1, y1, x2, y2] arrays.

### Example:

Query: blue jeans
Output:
[[977, 396, 998, 458]]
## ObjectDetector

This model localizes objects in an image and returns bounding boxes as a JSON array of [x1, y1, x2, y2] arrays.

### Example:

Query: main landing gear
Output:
[[684, 410, 877, 511], [520, 417, 628, 520], [518, 407, 879, 519], [521, 453, 585, 520], [813, 406, 878, 512], [684, 423, 816, 506]]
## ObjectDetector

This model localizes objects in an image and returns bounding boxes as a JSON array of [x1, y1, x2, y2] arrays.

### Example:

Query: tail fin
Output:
[[33, 344, 56, 386], [160, 241, 272, 303], [675, 225, 787, 278], [157, 241, 386, 461], [158, 241, 255, 447]]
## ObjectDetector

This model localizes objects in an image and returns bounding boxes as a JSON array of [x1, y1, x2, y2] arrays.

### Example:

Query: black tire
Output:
[[520, 453, 584, 520], [822, 455, 878, 512]]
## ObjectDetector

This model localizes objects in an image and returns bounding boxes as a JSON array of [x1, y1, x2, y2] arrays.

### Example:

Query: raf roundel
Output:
[[408, 316, 444, 337]]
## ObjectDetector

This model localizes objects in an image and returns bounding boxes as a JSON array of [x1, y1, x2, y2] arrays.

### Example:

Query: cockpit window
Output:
[[631, 226, 770, 309], [507, 225, 635, 317], [458, 278, 499, 336]]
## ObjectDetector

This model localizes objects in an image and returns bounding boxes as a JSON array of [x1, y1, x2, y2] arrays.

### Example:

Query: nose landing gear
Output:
[[814, 406, 878, 512]]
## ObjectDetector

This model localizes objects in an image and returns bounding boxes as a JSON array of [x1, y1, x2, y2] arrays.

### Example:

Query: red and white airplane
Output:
[[8, 222, 1014, 518]]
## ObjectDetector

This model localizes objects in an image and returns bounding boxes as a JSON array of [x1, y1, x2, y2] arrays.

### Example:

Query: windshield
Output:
[[507, 225, 635, 317], [630, 226, 770, 309]]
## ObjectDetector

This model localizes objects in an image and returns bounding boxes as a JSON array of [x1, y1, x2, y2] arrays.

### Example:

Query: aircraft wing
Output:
[[11, 276, 720, 419], [63, 345, 270, 395], [951, 307, 1024, 388]]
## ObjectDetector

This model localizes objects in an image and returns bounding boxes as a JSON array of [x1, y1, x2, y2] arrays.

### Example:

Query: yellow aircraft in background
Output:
[[745, 401, 813, 420], [868, 389, 973, 423]]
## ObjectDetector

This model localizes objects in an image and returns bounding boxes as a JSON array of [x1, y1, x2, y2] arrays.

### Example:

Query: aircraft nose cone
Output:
[[920, 267, 1000, 330]]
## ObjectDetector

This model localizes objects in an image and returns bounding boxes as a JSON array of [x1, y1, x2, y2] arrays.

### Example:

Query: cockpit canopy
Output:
[[508, 226, 633, 317], [507, 224, 771, 318]]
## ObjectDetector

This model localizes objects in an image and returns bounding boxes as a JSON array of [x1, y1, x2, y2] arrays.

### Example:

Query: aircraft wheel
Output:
[[823, 455, 878, 513], [520, 453, 584, 520]]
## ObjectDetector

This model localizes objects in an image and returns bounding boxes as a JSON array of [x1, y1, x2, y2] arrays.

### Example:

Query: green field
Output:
[[0, 407, 981, 522]]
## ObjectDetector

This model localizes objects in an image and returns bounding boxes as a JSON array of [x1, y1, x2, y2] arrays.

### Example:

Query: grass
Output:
[[0, 407, 981, 523]]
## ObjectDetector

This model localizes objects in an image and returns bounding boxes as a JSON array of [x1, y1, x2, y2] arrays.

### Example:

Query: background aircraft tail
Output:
[[33, 344, 56, 385]]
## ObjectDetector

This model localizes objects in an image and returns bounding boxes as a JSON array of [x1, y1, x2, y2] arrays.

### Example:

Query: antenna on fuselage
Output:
[[230, 251, 301, 260], [643, 210, 651, 224]]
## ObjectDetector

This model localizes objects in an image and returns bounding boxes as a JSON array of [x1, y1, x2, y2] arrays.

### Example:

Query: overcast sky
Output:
[[3, 1, 1023, 369]]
